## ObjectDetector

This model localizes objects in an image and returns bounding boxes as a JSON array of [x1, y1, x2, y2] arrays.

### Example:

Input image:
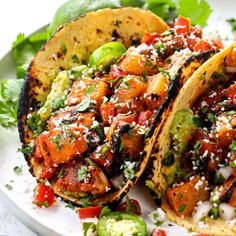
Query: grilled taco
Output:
[[148, 42, 236, 235], [18, 8, 220, 206]]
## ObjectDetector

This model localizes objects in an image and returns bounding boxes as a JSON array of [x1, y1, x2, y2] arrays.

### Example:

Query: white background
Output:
[[0, 0, 235, 235]]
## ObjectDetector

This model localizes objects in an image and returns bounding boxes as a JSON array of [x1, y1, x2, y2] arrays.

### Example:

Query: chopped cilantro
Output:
[[145, 59, 153, 67], [60, 43, 67, 55], [178, 193, 184, 200], [230, 139, 236, 155], [65, 202, 76, 210], [50, 135, 64, 152], [27, 111, 46, 137], [113, 20, 120, 27], [85, 82, 96, 95], [80, 195, 92, 207], [214, 172, 225, 185], [18, 141, 35, 157], [194, 141, 202, 156], [178, 203, 186, 213], [5, 184, 13, 191], [13, 166, 23, 175], [207, 112, 216, 124], [209, 206, 219, 219], [152, 212, 164, 227], [154, 42, 166, 55], [77, 166, 88, 182], [72, 54, 79, 64], [58, 169, 65, 178], [162, 151, 175, 167], [192, 116, 205, 128], [34, 201, 49, 207], [101, 144, 109, 158]]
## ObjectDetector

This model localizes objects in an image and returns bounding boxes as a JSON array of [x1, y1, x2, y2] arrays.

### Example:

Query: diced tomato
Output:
[[115, 114, 136, 124], [224, 83, 236, 100], [100, 102, 115, 125], [193, 40, 212, 53], [152, 229, 167, 236], [77, 205, 102, 219], [225, 48, 236, 73], [186, 36, 199, 51], [40, 166, 56, 179], [116, 198, 142, 216], [33, 183, 55, 208], [174, 16, 190, 36], [90, 144, 114, 168], [142, 32, 160, 45], [110, 65, 127, 86], [137, 110, 152, 126]]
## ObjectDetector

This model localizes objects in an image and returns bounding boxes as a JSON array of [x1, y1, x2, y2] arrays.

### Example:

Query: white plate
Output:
[[0, 1, 235, 235]]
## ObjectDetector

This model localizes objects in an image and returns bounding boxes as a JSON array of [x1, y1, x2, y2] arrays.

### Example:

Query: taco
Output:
[[148, 42, 236, 235], [18, 8, 220, 206]]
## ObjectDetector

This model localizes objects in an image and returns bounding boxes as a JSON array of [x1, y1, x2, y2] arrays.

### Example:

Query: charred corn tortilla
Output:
[[18, 7, 216, 207], [149, 42, 236, 235], [18, 7, 170, 206]]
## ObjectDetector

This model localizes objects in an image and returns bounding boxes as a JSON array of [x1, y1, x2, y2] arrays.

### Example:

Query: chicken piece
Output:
[[114, 75, 147, 102], [55, 162, 110, 196], [37, 126, 87, 167], [48, 108, 95, 130], [67, 77, 110, 108], [167, 175, 209, 217], [118, 44, 162, 76]]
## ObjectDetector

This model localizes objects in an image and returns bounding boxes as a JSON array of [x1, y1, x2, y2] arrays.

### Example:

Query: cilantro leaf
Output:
[[178, 0, 212, 26], [227, 18, 236, 32], [143, 0, 177, 21], [12, 30, 47, 78], [0, 79, 23, 127], [13, 166, 23, 175]]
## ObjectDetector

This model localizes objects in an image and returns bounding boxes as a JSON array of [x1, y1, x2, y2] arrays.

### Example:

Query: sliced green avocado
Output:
[[38, 70, 72, 120], [170, 109, 197, 155]]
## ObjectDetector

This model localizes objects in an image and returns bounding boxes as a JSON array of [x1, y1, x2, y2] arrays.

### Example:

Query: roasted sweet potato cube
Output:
[[167, 176, 209, 217], [67, 77, 110, 107], [38, 127, 87, 167], [114, 75, 147, 102]]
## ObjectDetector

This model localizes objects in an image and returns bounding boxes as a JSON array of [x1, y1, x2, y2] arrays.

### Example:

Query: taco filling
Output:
[[19, 13, 220, 205], [163, 48, 236, 224]]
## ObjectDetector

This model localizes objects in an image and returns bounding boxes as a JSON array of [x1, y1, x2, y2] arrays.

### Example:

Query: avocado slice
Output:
[[38, 70, 72, 120]]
